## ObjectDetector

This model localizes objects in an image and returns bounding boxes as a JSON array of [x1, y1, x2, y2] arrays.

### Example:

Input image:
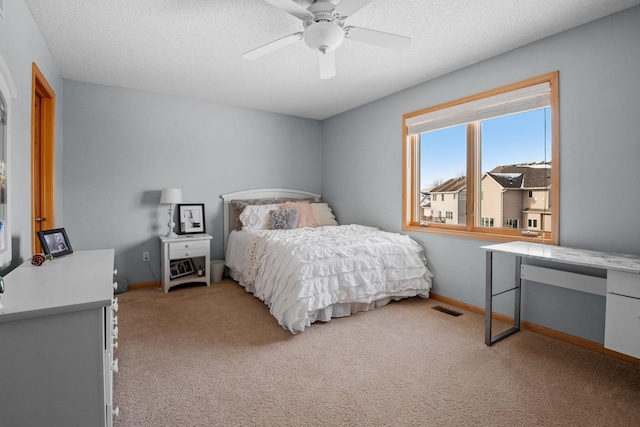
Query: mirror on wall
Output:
[[0, 55, 12, 269], [0, 93, 6, 250]]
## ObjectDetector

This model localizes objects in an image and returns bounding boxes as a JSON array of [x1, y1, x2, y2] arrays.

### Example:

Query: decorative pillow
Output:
[[311, 203, 338, 226], [230, 199, 277, 231], [268, 209, 298, 230], [239, 204, 280, 231], [280, 200, 318, 228], [230, 197, 316, 230]]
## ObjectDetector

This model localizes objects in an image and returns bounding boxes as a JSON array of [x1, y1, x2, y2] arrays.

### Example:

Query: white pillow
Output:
[[311, 203, 338, 226], [239, 204, 280, 231]]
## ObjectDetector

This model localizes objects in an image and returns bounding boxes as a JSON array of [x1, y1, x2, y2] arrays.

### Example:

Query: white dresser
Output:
[[0, 249, 119, 427]]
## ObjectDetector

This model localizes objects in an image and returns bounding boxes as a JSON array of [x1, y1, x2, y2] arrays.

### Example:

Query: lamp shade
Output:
[[160, 188, 183, 204]]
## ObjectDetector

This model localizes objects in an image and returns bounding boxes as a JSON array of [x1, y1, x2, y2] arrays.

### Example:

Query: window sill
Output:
[[402, 223, 557, 245]]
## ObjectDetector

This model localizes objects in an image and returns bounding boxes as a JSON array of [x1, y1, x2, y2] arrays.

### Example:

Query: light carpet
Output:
[[113, 279, 640, 426]]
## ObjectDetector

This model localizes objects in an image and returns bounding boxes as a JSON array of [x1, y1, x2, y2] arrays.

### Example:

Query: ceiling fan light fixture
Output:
[[304, 21, 345, 52], [245, 0, 411, 79]]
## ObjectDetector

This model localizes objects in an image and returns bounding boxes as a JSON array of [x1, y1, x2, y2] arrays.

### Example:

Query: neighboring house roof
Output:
[[419, 192, 431, 208], [487, 172, 523, 189], [489, 161, 551, 188], [430, 176, 466, 193], [429, 162, 551, 193]]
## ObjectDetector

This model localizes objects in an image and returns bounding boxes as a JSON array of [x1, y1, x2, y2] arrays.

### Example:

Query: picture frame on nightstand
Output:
[[169, 258, 195, 279], [177, 204, 205, 234]]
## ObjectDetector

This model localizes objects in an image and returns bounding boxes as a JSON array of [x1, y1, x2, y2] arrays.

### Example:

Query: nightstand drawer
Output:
[[170, 248, 207, 259], [169, 240, 208, 259], [169, 240, 209, 252]]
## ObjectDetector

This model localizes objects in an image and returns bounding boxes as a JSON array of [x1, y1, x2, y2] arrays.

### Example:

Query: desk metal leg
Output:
[[485, 251, 521, 346], [485, 251, 493, 345], [513, 255, 522, 330]]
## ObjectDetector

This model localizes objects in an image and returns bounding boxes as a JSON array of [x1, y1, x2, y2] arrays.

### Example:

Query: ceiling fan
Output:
[[242, 0, 411, 79]]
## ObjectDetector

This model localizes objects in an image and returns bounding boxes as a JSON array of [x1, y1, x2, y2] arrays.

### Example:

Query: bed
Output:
[[220, 188, 433, 333]]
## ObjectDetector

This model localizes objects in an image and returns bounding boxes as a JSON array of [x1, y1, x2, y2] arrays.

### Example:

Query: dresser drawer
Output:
[[604, 293, 640, 358], [607, 270, 640, 298], [169, 240, 208, 259]]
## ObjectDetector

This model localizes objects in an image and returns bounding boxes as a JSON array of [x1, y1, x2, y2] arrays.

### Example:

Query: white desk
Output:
[[481, 242, 640, 358]]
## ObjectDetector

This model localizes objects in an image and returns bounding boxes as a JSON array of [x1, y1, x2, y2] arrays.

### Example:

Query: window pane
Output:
[[480, 108, 552, 232], [419, 125, 466, 225]]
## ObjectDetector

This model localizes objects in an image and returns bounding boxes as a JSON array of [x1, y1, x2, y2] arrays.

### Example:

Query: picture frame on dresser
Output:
[[37, 227, 73, 257], [178, 203, 205, 234], [169, 258, 195, 279]]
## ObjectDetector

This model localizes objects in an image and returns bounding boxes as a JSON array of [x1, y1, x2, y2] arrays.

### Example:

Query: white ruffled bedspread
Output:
[[235, 224, 433, 333]]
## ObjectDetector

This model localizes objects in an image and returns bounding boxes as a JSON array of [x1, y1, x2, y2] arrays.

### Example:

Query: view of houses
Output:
[[421, 161, 552, 232]]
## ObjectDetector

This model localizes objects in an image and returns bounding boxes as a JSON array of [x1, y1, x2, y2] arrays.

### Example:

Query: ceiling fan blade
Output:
[[346, 26, 411, 50], [242, 32, 304, 60], [319, 50, 336, 79], [262, 0, 313, 20], [334, 0, 375, 18]]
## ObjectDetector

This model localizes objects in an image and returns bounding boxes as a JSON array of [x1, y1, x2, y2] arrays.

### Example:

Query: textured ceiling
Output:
[[24, 0, 640, 120]]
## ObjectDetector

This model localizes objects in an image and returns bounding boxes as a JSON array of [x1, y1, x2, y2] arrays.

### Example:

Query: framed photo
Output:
[[37, 228, 73, 257], [178, 204, 205, 234], [169, 258, 195, 279]]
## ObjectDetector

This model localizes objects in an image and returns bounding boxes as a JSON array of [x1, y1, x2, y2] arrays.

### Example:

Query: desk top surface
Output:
[[481, 241, 640, 274]]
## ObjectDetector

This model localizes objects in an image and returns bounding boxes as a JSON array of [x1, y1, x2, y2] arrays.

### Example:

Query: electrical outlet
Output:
[[142, 252, 150, 262]]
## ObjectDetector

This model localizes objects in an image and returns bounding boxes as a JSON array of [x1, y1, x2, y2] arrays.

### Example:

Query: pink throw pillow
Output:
[[280, 201, 318, 228]]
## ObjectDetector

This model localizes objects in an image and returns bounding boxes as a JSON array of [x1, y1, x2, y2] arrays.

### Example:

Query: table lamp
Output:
[[160, 188, 183, 237]]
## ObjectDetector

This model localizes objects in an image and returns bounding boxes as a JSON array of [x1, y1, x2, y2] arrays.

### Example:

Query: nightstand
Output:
[[159, 234, 212, 293]]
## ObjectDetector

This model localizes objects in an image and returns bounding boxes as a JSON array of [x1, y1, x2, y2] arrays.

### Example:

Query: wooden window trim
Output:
[[402, 72, 559, 245]]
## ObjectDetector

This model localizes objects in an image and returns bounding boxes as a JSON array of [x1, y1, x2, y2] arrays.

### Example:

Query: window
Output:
[[481, 217, 494, 227], [402, 72, 559, 244], [505, 219, 519, 229]]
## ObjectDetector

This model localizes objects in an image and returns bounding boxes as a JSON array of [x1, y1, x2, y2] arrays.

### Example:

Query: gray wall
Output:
[[322, 7, 640, 343], [5, 0, 639, 346], [62, 81, 322, 284], [0, 0, 64, 273]]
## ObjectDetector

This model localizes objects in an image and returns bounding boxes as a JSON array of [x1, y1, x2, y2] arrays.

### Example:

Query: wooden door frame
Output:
[[31, 63, 56, 255]]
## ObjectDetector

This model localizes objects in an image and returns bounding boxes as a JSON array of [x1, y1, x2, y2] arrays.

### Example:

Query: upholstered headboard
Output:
[[219, 188, 321, 254]]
